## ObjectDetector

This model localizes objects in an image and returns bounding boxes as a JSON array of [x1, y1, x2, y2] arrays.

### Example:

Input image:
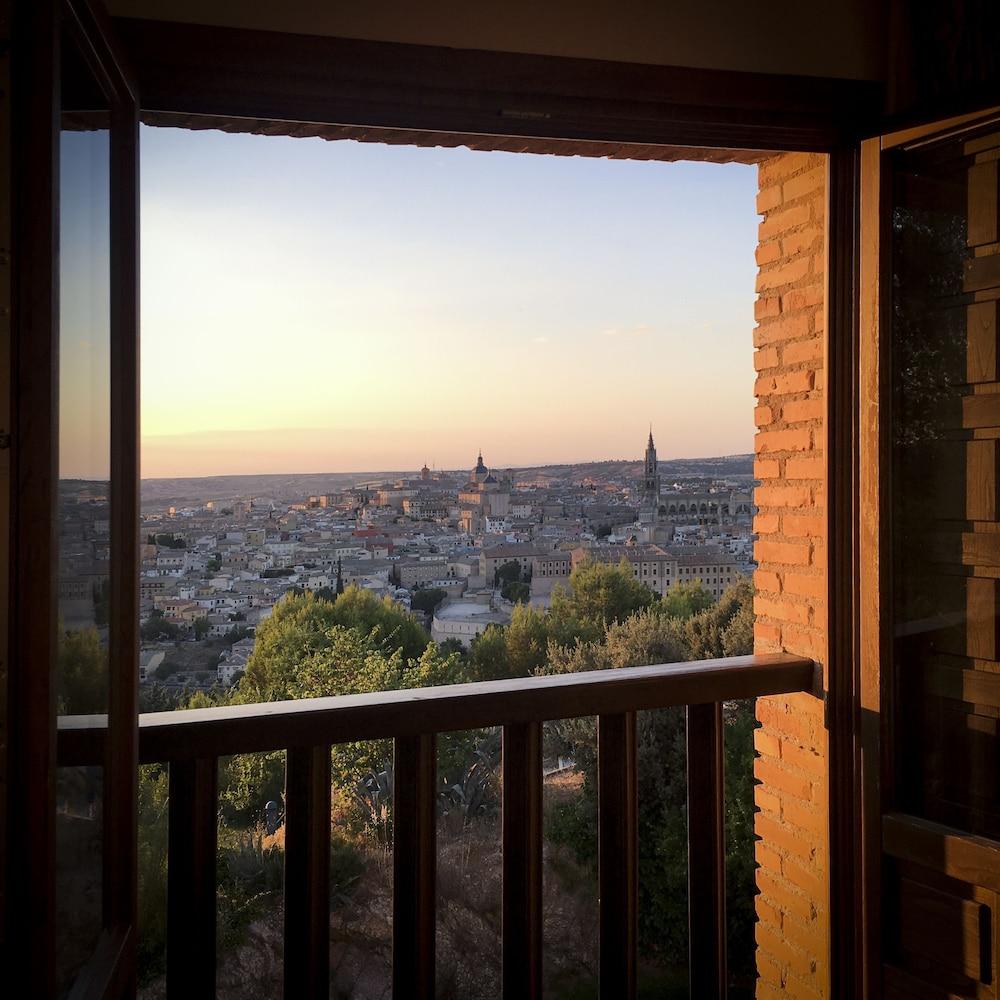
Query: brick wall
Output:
[[752, 151, 829, 998]]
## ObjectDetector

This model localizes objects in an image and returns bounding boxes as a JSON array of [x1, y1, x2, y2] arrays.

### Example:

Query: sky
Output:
[[131, 126, 759, 479]]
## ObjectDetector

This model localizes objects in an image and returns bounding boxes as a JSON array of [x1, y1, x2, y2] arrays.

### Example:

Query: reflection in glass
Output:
[[55, 36, 111, 993], [889, 134, 1000, 838]]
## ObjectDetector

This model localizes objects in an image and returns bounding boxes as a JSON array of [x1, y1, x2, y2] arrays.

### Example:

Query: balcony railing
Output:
[[58, 652, 815, 1000]]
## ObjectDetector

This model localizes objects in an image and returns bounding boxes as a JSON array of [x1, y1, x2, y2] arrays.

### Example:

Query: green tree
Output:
[[550, 557, 655, 634], [500, 579, 530, 604], [467, 625, 511, 682], [494, 559, 523, 587], [193, 616, 210, 640], [662, 580, 714, 619], [410, 587, 447, 614], [141, 609, 180, 642], [57, 626, 108, 714]]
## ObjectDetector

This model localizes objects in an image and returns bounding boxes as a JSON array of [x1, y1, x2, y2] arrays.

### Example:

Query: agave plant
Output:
[[438, 731, 501, 825]]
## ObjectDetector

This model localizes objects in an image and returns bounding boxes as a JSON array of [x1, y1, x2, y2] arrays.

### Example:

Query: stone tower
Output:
[[642, 428, 660, 507]]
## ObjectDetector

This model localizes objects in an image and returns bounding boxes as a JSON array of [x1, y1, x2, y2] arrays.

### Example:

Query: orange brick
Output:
[[755, 540, 811, 566], [756, 427, 812, 453], [784, 455, 824, 480], [755, 295, 782, 321], [754, 311, 812, 346], [755, 484, 811, 509], [782, 742, 826, 778], [756, 183, 784, 214], [754, 728, 781, 757], [782, 286, 823, 312], [757, 946, 785, 987], [757, 868, 815, 923], [756, 595, 811, 626], [754, 512, 780, 534], [754, 570, 781, 593], [781, 226, 824, 257], [755, 784, 782, 816], [783, 513, 825, 538], [783, 856, 826, 903], [755, 347, 780, 372], [755, 923, 814, 979], [783, 337, 824, 366], [783, 573, 824, 600], [755, 620, 782, 647], [781, 623, 825, 661], [783, 397, 824, 423], [757, 241, 782, 265], [759, 203, 811, 241], [783, 797, 823, 834], [783, 165, 826, 202], [754, 759, 813, 803], [755, 404, 774, 427], [758, 151, 815, 186], [755, 369, 815, 395], [754, 457, 781, 479], [757, 255, 811, 291]]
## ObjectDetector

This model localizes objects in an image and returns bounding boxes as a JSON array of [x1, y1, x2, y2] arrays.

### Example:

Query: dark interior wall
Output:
[[104, 0, 885, 81]]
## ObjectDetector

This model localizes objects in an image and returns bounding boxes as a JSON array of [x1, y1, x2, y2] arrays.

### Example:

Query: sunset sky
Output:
[[135, 126, 758, 479]]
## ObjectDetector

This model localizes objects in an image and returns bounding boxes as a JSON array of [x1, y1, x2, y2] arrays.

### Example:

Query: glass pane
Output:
[[55, 32, 111, 994], [890, 129, 1000, 836]]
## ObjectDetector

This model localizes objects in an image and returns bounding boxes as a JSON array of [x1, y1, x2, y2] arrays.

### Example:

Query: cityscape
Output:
[[59, 430, 755, 695]]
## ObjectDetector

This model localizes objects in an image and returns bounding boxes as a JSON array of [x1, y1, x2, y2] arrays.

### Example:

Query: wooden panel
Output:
[[598, 712, 637, 1000], [899, 877, 990, 983], [969, 161, 1000, 249], [964, 394, 1000, 430], [969, 302, 1000, 384], [57, 654, 816, 766], [283, 745, 331, 1000], [501, 721, 543, 1000], [167, 757, 218, 998], [969, 440, 1000, 521], [966, 255, 1000, 294], [925, 665, 1000, 711], [7, 0, 60, 988], [884, 813, 1000, 893], [968, 578, 1000, 660], [112, 16, 880, 153], [687, 702, 727, 998], [392, 733, 436, 1000]]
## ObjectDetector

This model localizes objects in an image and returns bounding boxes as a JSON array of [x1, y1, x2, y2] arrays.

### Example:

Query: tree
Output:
[[206, 557, 222, 573], [141, 609, 179, 642], [541, 580, 759, 975], [193, 616, 211, 640], [551, 557, 655, 632], [57, 626, 108, 714], [467, 625, 511, 682], [500, 579, 530, 604], [662, 580, 714, 619], [336, 556, 345, 595], [494, 560, 523, 587], [410, 587, 447, 614]]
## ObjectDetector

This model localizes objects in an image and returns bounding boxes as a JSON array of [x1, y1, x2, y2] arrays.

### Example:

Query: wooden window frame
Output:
[[13, 8, 1000, 993]]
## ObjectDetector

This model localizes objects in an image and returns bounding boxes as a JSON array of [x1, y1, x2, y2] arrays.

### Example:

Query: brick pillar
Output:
[[751, 152, 829, 998]]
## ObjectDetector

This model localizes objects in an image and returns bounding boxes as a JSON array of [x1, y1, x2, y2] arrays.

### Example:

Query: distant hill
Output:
[[139, 454, 754, 511]]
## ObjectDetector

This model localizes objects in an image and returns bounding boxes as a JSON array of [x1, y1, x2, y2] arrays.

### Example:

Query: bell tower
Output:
[[643, 427, 660, 505]]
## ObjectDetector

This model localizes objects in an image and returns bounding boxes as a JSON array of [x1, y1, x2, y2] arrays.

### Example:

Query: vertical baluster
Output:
[[393, 732, 437, 1000], [687, 701, 727, 998], [284, 744, 331, 999], [598, 711, 638, 1000], [167, 756, 218, 999], [502, 721, 543, 999]]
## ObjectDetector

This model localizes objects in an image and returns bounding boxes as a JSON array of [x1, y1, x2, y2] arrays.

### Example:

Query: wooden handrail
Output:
[[57, 652, 815, 1000], [58, 652, 815, 766]]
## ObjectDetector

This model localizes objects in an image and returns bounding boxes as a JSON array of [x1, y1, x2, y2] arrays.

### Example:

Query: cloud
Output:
[[532, 335, 549, 344]]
